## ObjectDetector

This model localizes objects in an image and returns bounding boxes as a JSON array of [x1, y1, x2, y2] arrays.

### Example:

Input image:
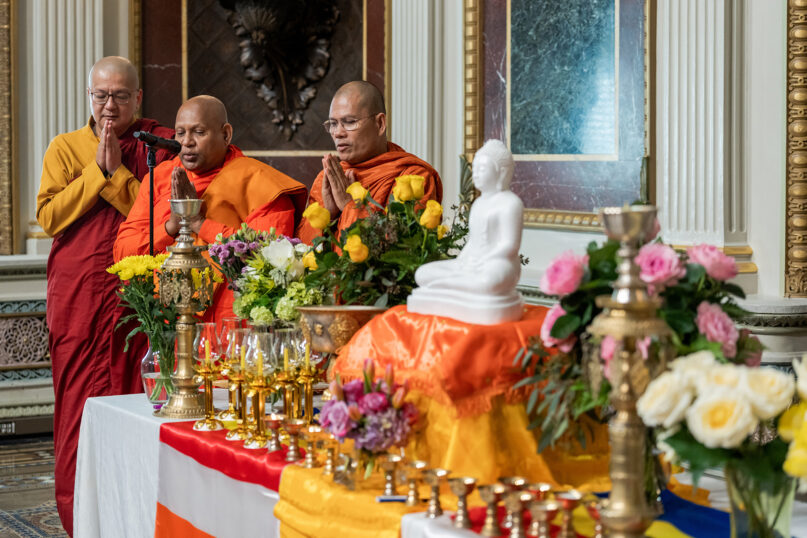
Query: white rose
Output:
[[294, 242, 310, 254], [669, 351, 718, 388], [694, 364, 744, 395], [637, 371, 693, 428], [686, 391, 757, 448], [793, 356, 807, 400], [263, 239, 294, 269], [740, 366, 795, 420]]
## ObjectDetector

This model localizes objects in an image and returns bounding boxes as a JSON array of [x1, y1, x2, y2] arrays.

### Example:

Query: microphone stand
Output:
[[145, 144, 157, 256]]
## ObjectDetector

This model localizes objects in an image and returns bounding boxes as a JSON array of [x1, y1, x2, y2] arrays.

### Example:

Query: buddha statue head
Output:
[[474, 139, 515, 192]]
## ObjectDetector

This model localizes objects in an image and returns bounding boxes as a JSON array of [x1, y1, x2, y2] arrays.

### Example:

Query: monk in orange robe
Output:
[[114, 95, 307, 323], [297, 81, 442, 243], [37, 56, 175, 536]]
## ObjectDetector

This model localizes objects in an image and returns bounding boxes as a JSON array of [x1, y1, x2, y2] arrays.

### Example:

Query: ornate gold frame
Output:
[[462, 0, 654, 232], [0, 0, 16, 254], [786, 0, 807, 296]]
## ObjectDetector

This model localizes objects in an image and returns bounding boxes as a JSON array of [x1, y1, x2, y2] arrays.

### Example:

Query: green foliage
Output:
[[304, 196, 468, 307]]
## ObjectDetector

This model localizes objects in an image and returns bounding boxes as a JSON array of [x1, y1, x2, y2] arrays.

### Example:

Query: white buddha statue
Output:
[[407, 139, 524, 325]]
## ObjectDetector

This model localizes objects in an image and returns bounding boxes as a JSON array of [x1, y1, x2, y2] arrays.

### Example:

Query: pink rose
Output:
[[540, 251, 589, 296], [321, 400, 351, 437], [696, 302, 739, 358], [342, 379, 364, 404], [358, 391, 389, 414], [541, 304, 577, 353], [636, 336, 651, 360], [687, 244, 738, 281], [635, 243, 686, 294]]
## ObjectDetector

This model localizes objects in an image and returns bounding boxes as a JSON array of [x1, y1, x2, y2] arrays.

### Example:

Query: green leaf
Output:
[[721, 282, 747, 300], [549, 314, 581, 339], [526, 388, 540, 414], [664, 428, 731, 487], [513, 375, 539, 390], [373, 293, 389, 308], [660, 309, 696, 335], [685, 263, 706, 284]]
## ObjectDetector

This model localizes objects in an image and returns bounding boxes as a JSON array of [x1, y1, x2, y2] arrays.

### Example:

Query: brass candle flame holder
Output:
[[405, 460, 429, 507], [217, 357, 240, 422], [225, 366, 251, 441], [264, 413, 286, 451], [380, 454, 403, 495], [155, 199, 213, 419], [504, 491, 533, 538], [297, 364, 316, 423], [478, 483, 507, 537], [554, 490, 582, 538], [528, 499, 561, 538], [322, 436, 337, 476], [499, 476, 527, 529], [283, 418, 307, 462], [448, 477, 477, 529], [526, 482, 552, 501], [585, 206, 672, 538], [424, 468, 450, 518], [192, 358, 224, 431], [303, 425, 323, 468]]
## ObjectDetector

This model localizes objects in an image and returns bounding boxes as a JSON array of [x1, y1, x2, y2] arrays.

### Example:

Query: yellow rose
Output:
[[406, 175, 426, 199], [685, 392, 757, 449], [793, 356, 807, 400], [784, 443, 807, 478], [694, 364, 743, 395], [637, 371, 693, 428], [437, 224, 448, 240], [392, 176, 414, 202], [779, 402, 807, 442], [302, 250, 318, 271], [302, 202, 331, 230], [740, 366, 795, 420], [345, 181, 368, 202], [343, 235, 369, 263], [419, 200, 443, 229]]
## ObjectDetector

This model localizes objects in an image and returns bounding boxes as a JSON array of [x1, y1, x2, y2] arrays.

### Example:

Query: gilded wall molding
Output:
[[787, 0, 807, 296], [0, 0, 15, 254], [463, 0, 483, 160], [129, 0, 142, 87]]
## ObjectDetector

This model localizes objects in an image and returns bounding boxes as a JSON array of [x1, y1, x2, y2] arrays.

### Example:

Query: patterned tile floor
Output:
[[0, 436, 66, 537]]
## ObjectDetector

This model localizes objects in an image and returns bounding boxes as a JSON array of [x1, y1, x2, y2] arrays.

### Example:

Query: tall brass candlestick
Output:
[[585, 206, 673, 538], [297, 365, 315, 423], [155, 199, 214, 419]]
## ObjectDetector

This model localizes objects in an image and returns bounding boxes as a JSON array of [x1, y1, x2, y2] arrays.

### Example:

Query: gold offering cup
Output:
[[297, 364, 317, 424], [224, 364, 251, 441], [528, 499, 561, 538], [380, 454, 403, 496], [448, 477, 477, 529], [283, 418, 307, 462], [405, 460, 429, 507], [503, 491, 534, 538], [302, 425, 323, 468], [424, 468, 450, 518], [322, 435, 338, 476], [478, 483, 507, 537], [554, 490, 582, 538], [526, 482, 553, 501], [499, 476, 527, 529], [264, 413, 286, 452]]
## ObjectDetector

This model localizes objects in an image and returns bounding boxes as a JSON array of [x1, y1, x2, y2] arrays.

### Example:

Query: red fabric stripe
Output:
[[159, 421, 302, 492], [154, 502, 214, 538]]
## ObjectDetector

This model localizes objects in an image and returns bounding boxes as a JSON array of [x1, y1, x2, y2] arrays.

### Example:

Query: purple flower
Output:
[[248, 241, 260, 251], [241, 266, 250, 274], [358, 392, 389, 414], [353, 407, 410, 452], [342, 379, 365, 404], [231, 240, 248, 255], [287, 236, 302, 245], [320, 400, 352, 438]]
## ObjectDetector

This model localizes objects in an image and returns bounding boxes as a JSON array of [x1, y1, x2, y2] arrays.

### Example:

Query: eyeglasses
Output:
[[322, 114, 379, 134], [89, 90, 134, 105]]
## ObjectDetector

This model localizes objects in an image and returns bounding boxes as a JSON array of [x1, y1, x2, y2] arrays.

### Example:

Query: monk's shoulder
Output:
[[384, 148, 440, 179], [228, 156, 304, 188]]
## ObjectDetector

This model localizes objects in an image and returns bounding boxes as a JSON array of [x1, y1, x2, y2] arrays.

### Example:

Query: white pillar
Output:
[[656, 0, 746, 247]]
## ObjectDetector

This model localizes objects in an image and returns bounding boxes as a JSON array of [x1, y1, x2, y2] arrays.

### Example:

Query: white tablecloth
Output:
[[73, 392, 280, 538]]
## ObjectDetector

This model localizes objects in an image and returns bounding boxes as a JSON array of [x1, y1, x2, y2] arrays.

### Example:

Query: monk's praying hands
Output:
[[95, 119, 122, 177], [165, 166, 204, 236], [321, 153, 355, 215]]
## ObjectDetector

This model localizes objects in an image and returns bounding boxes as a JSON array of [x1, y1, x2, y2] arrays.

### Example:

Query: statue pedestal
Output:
[[407, 288, 524, 325]]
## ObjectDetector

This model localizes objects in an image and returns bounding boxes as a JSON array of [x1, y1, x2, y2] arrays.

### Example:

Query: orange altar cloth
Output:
[[331, 305, 610, 490]]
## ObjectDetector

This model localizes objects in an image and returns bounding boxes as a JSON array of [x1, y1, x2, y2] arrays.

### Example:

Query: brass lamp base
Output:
[[155, 391, 204, 418]]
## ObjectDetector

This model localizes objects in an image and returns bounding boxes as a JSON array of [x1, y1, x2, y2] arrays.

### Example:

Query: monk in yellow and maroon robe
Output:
[[296, 81, 442, 244], [114, 96, 307, 323], [36, 56, 175, 536]]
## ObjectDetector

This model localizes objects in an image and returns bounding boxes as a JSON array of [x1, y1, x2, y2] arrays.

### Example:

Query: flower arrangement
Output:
[[302, 176, 467, 306], [208, 227, 322, 324], [320, 359, 418, 474], [639, 351, 796, 536], [107, 254, 179, 400], [515, 232, 762, 450]]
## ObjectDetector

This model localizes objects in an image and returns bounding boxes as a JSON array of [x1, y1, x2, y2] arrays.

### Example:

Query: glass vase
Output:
[[140, 333, 176, 405], [335, 448, 382, 491], [726, 464, 795, 538]]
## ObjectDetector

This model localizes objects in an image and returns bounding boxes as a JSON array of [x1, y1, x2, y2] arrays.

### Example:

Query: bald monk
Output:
[[114, 95, 307, 322], [36, 56, 175, 536], [297, 81, 442, 243]]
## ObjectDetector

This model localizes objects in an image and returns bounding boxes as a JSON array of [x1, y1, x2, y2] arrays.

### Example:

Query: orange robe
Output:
[[296, 142, 442, 243], [37, 117, 175, 536], [114, 145, 307, 323]]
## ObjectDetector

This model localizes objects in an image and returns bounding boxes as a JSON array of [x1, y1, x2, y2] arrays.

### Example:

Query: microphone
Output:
[[134, 131, 181, 154]]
